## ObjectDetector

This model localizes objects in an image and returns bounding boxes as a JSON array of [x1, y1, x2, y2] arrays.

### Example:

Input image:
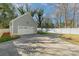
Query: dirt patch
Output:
[[60, 34, 79, 44]]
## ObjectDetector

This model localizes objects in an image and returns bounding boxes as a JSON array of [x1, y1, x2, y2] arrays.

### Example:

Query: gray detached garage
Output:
[[10, 12, 37, 36]]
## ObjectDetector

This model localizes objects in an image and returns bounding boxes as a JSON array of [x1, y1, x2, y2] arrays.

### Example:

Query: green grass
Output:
[[0, 33, 20, 43], [0, 34, 12, 43]]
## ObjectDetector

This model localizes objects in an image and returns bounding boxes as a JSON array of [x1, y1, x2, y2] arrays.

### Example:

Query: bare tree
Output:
[[48, 3, 79, 28], [71, 4, 79, 28], [54, 9, 62, 28], [49, 3, 69, 28], [60, 3, 68, 28], [49, 3, 63, 28]]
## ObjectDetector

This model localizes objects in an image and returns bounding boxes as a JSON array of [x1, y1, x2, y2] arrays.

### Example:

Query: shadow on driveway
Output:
[[0, 34, 60, 56], [21, 34, 60, 38], [12, 34, 61, 56]]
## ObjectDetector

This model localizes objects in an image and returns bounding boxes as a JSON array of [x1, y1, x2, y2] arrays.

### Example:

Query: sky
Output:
[[14, 3, 57, 24], [28, 3, 56, 15], [29, 3, 57, 24], [14, 3, 56, 16], [14, 3, 79, 24]]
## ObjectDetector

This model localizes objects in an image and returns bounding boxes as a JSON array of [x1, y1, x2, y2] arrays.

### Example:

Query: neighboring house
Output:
[[10, 12, 37, 36]]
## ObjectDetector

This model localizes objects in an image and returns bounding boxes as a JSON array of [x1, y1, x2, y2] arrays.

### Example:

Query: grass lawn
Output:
[[61, 34, 79, 44], [0, 32, 20, 43]]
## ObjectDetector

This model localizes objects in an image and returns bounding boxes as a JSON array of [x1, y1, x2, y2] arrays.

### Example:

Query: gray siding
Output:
[[10, 12, 37, 35]]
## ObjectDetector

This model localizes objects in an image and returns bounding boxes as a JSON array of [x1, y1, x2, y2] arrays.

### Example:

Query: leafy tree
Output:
[[0, 3, 16, 28]]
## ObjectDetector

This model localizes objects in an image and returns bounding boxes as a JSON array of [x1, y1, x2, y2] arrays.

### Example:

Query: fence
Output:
[[0, 28, 79, 37], [37, 28, 79, 34]]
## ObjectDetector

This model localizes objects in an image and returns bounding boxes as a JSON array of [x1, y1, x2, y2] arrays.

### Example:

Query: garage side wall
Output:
[[10, 13, 37, 35]]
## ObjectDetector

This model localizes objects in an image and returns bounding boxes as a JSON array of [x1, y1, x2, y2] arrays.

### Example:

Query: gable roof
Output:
[[10, 12, 37, 26]]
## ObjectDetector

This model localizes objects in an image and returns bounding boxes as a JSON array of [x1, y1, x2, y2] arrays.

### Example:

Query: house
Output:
[[9, 12, 37, 36]]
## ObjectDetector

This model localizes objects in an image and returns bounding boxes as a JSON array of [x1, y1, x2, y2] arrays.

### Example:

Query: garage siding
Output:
[[10, 12, 37, 35]]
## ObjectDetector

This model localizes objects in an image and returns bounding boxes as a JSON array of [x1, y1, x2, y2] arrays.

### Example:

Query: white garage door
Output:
[[18, 26, 34, 35]]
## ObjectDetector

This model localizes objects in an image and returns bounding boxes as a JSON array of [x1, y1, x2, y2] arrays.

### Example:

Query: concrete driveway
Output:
[[0, 34, 79, 56], [0, 41, 20, 56]]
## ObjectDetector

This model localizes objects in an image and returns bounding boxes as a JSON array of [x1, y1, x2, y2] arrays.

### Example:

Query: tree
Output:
[[53, 9, 62, 28], [17, 4, 36, 17], [35, 9, 44, 28], [0, 3, 16, 28], [17, 6, 26, 15], [59, 3, 68, 28], [49, 4, 71, 28], [71, 4, 79, 28], [42, 17, 54, 28]]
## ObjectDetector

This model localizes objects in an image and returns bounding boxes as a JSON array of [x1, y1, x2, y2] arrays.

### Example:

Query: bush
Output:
[[0, 32, 20, 43], [0, 32, 12, 43]]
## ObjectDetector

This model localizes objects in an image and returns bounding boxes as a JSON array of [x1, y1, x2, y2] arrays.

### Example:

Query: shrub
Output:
[[0, 32, 12, 43], [0, 32, 20, 43]]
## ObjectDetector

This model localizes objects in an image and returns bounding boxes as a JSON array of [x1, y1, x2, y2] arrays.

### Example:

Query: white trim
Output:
[[10, 12, 37, 27], [10, 22, 13, 36], [10, 12, 31, 23]]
